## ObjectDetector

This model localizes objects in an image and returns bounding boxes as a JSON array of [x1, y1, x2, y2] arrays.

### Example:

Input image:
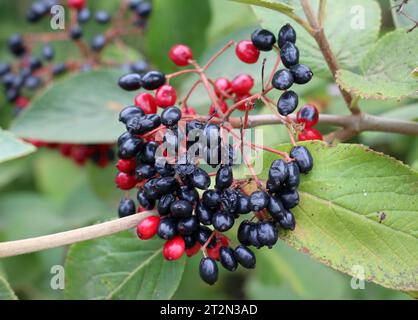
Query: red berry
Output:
[[169, 44, 193, 66], [185, 242, 201, 257], [15, 96, 29, 109], [231, 74, 254, 95], [134, 93, 157, 114], [116, 158, 136, 173], [234, 93, 255, 111], [209, 100, 228, 117], [71, 145, 90, 166], [214, 78, 231, 98], [68, 0, 85, 10], [207, 241, 222, 261], [298, 127, 323, 141], [296, 104, 319, 128], [136, 216, 160, 240], [137, 206, 147, 213], [115, 172, 136, 190], [181, 106, 197, 116], [235, 40, 260, 64], [163, 235, 185, 260], [155, 85, 177, 108], [59, 143, 73, 157], [27, 139, 47, 148]]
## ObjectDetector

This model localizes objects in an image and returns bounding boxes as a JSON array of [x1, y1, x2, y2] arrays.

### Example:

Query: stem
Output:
[[318, 0, 327, 27], [203, 40, 235, 70], [0, 211, 156, 258]]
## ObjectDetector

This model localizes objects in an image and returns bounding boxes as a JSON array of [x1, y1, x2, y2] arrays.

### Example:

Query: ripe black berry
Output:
[[118, 73, 142, 91], [236, 193, 251, 214], [42, 45, 54, 61], [290, 146, 313, 173], [271, 69, 294, 90], [184, 234, 196, 249], [52, 63, 67, 76], [25, 76, 42, 90], [118, 137, 143, 159], [118, 198, 136, 218], [195, 203, 214, 225], [249, 224, 262, 248], [140, 141, 158, 164], [285, 161, 300, 190], [190, 167, 211, 190], [136, 1, 152, 18], [127, 114, 161, 135], [202, 189, 221, 210], [278, 24, 296, 48], [277, 209, 296, 230], [212, 212, 234, 232], [196, 226, 216, 248], [161, 106, 181, 127], [267, 196, 285, 221], [215, 165, 233, 190], [177, 186, 199, 205], [177, 216, 199, 235], [290, 64, 313, 84], [170, 200, 193, 218], [234, 245, 256, 269], [219, 247, 238, 271], [91, 34, 106, 51], [0, 63, 11, 76], [78, 8, 91, 23], [280, 42, 299, 68], [277, 90, 299, 116], [249, 191, 270, 211], [268, 159, 289, 190], [155, 177, 178, 195], [69, 26, 83, 40], [95, 10, 111, 24], [278, 188, 299, 209], [199, 257, 218, 285], [131, 60, 149, 74], [257, 221, 278, 248], [158, 193, 176, 216], [155, 160, 175, 177], [251, 28, 276, 51], [135, 163, 157, 180], [119, 105, 144, 124], [158, 217, 178, 240], [143, 178, 160, 200], [137, 190, 155, 210], [8, 34, 26, 56], [141, 71, 166, 90]]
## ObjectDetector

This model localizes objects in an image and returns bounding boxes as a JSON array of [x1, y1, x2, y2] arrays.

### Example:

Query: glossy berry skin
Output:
[[267, 196, 285, 221], [116, 158, 136, 173], [136, 1, 152, 18], [177, 186, 199, 205], [290, 64, 313, 84], [163, 236, 185, 261], [169, 44, 193, 66], [249, 224, 262, 248], [155, 85, 177, 108], [196, 226, 216, 248], [126, 114, 161, 135], [177, 216, 199, 235], [158, 217, 178, 240], [136, 163, 157, 179], [278, 23, 297, 48], [42, 45, 54, 61], [237, 194, 251, 214], [199, 257, 218, 285], [277, 90, 299, 116], [280, 42, 299, 68], [219, 247, 238, 271], [119, 105, 144, 124], [91, 34, 106, 51], [278, 188, 299, 209], [251, 29, 276, 51], [155, 177, 178, 195], [68, 0, 85, 10], [298, 127, 323, 141], [234, 245, 256, 269], [118, 198, 136, 218], [118, 73, 142, 91], [157, 193, 176, 216], [249, 191, 270, 212], [272, 69, 294, 90], [235, 40, 260, 64], [214, 78, 231, 98], [77, 8, 91, 23], [278, 209, 296, 230], [190, 168, 211, 190], [170, 200, 193, 218], [257, 221, 278, 248], [290, 146, 314, 174], [212, 212, 234, 232], [285, 162, 300, 190], [215, 165, 233, 190], [136, 216, 160, 240], [202, 190, 221, 210], [269, 159, 289, 189], [115, 172, 136, 190], [231, 74, 254, 95], [95, 10, 111, 24], [141, 71, 166, 90], [137, 190, 156, 209], [8, 34, 26, 56], [296, 104, 319, 127], [161, 106, 181, 127], [0, 63, 11, 76], [196, 203, 214, 225], [134, 93, 157, 114]]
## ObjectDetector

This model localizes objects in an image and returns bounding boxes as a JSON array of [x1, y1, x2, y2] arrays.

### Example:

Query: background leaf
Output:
[[336, 30, 418, 100], [0, 276, 17, 300], [252, 0, 382, 77], [0, 129, 36, 164], [10, 69, 133, 143], [65, 231, 185, 299], [259, 141, 418, 292], [231, 0, 294, 13], [390, 0, 418, 30]]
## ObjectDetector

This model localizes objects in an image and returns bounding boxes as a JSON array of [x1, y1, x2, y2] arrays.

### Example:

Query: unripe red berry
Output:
[[163, 235, 186, 260], [68, 0, 86, 10], [235, 40, 260, 64], [15, 96, 29, 109], [136, 216, 160, 240], [116, 158, 136, 173], [181, 106, 197, 116], [231, 74, 254, 95], [71, 145, 90, 166], [296, 104, 319, 128], [169, 44, 193, 66], [137, 206, 147, 213], [185, 242, 201, 257], [214, 77, 231, 98], [59, 144, 73, 157], [155, 85, 177, 108], [207, 241, 222, 261], [234, 93, 254, 111], [209, 100, 228, 117], [26, 139, 48, 148], [298, 127, 323, 141], [115, 172, 136, 190], [134, 92, 157, 114]]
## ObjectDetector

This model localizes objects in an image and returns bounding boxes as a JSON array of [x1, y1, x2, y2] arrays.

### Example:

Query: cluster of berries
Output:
[[115, 24, 315, 285], [296, 104, 323, 141]]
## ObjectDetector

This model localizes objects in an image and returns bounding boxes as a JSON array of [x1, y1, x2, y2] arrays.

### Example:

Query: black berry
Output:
[[199, 257, 218, 285], [251, 28, 276, 51], [290, 64, 313, 84], [272, 69, 294, 90], [141, 71, 166, 90], [212, 212, 234, 232], [280, 42, 299, 68], [161, 106, 181, 127], [215, 165, 233, 190], [277, 90, 298, 116], [290, 146, 313, 173], [234, 245, 256, 269], [118, 73, 142, 91], [158, 217, 178, 240], [278, 24, 296, 48], [219, 247, 238, 271], [249, 191, 270, 211], [118, 198, 136, 218], [170, 200, 193, 218]]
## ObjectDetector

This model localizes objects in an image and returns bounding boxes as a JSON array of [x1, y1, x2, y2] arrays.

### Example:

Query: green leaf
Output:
[[252, 0, 381, 77], [336, 30, 418, 100], [65, 231, 185, 299], [0, 129, 36, 164], [146, 0, 211, 72], [0, 276, 17, 300], [260, 141, 418, 291], [390, 0, 418, 30], [10, 69, 134, 144], [230, 0, 294, 13]]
